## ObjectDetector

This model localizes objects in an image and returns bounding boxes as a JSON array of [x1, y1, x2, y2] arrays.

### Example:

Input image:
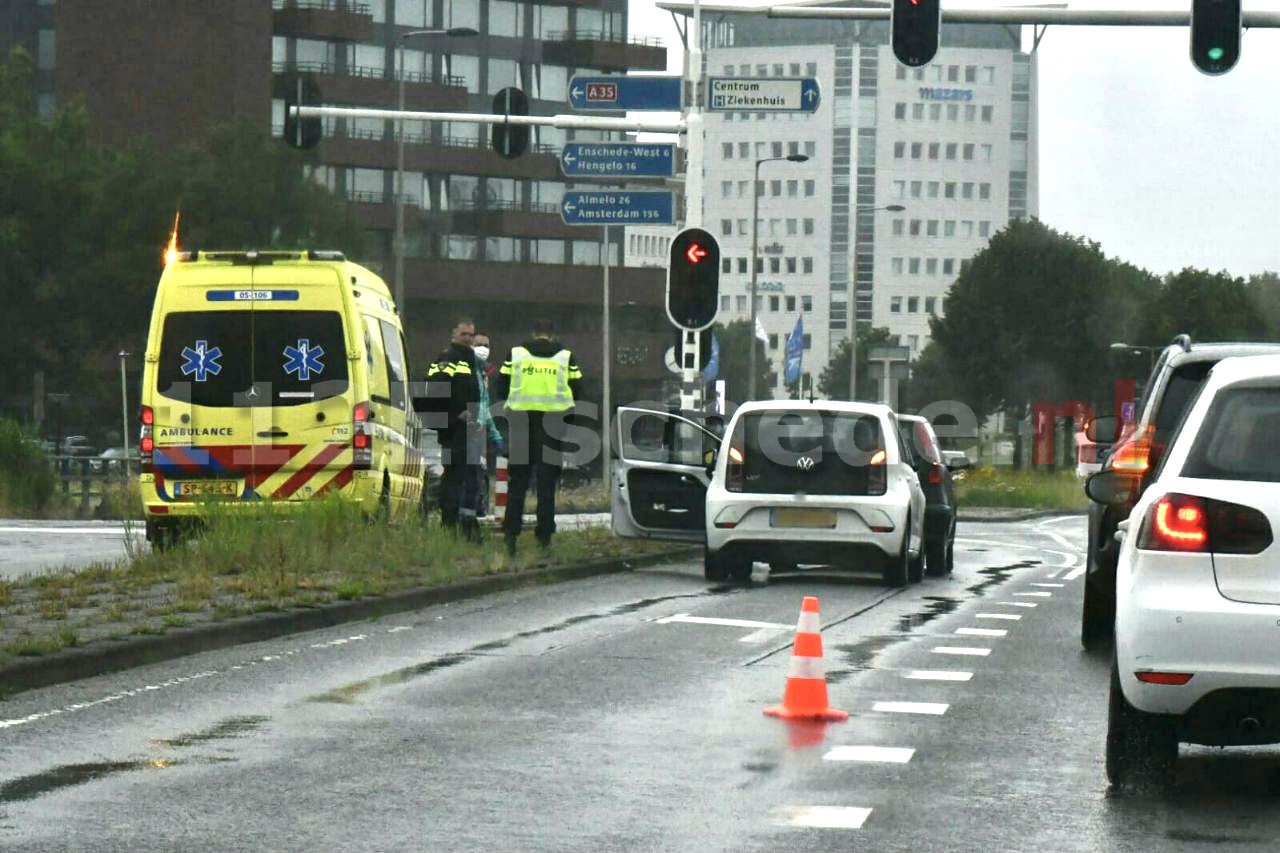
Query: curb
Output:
[[957, 508, 1086, 523], [0, 547, 696, 697]]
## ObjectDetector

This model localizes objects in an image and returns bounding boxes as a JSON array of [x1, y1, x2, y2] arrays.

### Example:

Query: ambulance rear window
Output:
[[156, 310, 349, 407]]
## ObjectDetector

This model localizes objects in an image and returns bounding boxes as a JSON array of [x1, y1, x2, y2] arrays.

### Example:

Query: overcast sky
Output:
[[626, 1, 1280, 278]]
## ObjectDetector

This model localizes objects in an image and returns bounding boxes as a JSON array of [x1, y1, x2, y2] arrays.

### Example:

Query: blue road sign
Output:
[[706, 77, 821, 112], [568, 75, 683, 112], [560, 142, 677, 178], [560, 191, 675, 226]]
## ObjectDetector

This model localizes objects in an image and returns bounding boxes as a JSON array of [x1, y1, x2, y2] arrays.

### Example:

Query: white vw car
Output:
[[1089, 355, 1280, 786], [611, 401, 926, 586]]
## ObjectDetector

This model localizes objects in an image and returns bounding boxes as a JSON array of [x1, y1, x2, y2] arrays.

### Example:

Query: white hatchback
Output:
[[1088, 355, 1280, 786], [611, 402, 925, 586]]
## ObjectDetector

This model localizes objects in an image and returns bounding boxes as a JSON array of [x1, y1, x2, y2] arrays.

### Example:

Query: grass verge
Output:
[[955, 466, 1088, 510], [0, 496, 682, 668]]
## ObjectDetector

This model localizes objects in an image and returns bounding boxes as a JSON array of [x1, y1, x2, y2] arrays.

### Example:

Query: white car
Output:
[[611, 401, 926, 586], [1089, 355, 1280, 786]]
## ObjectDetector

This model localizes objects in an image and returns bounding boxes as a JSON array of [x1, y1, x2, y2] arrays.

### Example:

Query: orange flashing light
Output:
[[728, 446, 744, 464], [163, 211, 181, 266], [870, 449, 887, 465]]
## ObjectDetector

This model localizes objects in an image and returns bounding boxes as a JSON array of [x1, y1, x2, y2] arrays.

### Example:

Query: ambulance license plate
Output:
[[772, 508, 837, 528], [173, 480, 239, 498]]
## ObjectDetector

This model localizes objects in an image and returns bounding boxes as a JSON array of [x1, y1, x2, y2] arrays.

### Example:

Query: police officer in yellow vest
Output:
[[493, 318, 583, 555]]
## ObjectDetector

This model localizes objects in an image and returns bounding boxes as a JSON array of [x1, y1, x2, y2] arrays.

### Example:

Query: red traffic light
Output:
[[667, 228, 720, 331], [685, 243, 708, 264]]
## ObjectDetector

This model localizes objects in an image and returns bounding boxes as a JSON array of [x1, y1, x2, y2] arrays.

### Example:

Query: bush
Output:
[[0, 418, 57, 514]]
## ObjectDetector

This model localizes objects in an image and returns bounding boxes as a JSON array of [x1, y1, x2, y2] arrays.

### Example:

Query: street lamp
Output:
[[1110, 341, 1160, 372], [848, 203, 906, 402], [748, 153, 809, 400], [394, 27, 479, 320]]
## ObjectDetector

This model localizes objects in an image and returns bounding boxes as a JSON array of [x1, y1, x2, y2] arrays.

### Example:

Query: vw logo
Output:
[[796, 456, 816, 471]]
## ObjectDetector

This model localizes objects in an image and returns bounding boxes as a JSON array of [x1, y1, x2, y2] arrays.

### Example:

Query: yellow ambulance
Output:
[[137, 250, 425, 546]]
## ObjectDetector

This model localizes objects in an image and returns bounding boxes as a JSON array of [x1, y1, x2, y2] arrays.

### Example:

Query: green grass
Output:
[[955, 466, 1089, 510]]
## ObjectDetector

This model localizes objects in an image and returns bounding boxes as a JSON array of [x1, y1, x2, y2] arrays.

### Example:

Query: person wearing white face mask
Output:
[[472, 332, 506, 518]]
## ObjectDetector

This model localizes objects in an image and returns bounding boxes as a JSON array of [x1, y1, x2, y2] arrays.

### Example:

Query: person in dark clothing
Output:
[[492, 318, 583, 555], [425, 318, 483, 541]]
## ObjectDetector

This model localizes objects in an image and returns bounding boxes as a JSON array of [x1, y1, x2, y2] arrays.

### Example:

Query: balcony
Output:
[[316, 129, 561, 180], [272, 61, 469, 111], [541, 31, 666, 73], [272, 0, 374, 42]]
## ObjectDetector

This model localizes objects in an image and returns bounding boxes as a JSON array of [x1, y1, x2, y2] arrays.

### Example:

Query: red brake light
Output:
[[928, 463, 943, 485], [140, 406, 154, 426], [1140, 494, 1209, 552], [140, 436, 155, 453], [353, 402, 371, 423], [353, 433, 370, 449]]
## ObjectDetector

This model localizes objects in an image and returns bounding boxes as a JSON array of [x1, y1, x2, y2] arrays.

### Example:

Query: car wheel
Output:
[[768, 559, 797, 574], [146, 519, 177, 553], [704, 550, 731, 582], [882, 520, 911, 588], [945, 526, 956, 574], [1105, 660, 1178, 788], [908, 535, 925, 584], [729, 559, 754, 583], [1081, 573, 1114, 651]]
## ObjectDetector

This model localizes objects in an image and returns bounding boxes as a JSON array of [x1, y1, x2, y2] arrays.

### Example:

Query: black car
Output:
[[1081, 335, 1280, 649], [897, 414, 965, 576]]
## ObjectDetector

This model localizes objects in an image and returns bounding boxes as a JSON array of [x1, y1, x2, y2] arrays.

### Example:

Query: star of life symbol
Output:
[[283, 338, 325, 381], [180, 340, 223, 382]]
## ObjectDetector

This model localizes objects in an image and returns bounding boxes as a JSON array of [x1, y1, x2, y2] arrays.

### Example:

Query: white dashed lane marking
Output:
[[778, 806, 873, 829], [824, 746, 915, 764], [904, 670, 973, 682], [975, 613, 1021, 621], [873, 701, 949, 715], [994, 601, 1037, 608], [1015, 591, 1052, 597], [932, 646, 991, 656], [1063, 565, 1087, 581], [955, 627, 1007, 637], [1031, 582, 1065, 588]]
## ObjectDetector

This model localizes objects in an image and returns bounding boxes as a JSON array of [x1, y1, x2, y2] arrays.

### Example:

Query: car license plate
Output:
[[772, 508, 837, 528], [173, 480, 239, 498]]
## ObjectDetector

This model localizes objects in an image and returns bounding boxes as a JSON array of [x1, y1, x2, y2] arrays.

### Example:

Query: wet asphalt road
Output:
[[0, 520, 139, 580], [4, 516, 1280, 852]]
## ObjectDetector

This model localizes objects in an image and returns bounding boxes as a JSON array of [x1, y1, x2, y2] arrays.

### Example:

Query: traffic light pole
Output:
[[679, 0, 705, 414], [602, 225, 612, 470]]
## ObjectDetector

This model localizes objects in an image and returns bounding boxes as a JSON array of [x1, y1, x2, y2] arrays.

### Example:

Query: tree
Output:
[[1136, 267, 1269, 345], [706, 319, 772, 405], [818, 324, 900, 401], [926, 218, 1156, 422], [1247, 271, 1280, 342]]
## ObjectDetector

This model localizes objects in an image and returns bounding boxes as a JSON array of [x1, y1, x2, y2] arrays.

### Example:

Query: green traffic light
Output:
[[1207, 47, 1225, 61]]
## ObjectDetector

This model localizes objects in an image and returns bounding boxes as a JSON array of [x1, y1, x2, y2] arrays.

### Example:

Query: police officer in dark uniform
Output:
[[493, 318, 583, 555], [424, 317, 483, 541]]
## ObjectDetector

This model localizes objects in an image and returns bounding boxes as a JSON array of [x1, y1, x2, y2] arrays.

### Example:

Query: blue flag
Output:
[[784, 315, 804, 386], [702, 332, 720, 384]]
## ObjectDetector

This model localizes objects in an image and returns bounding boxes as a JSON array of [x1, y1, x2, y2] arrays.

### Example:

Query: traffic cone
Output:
[[494, 455, 508, 523], [764, 596, 848, 722]]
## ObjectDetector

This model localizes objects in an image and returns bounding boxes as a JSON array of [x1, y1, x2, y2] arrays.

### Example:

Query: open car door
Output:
[[611, 407, 722, 541]]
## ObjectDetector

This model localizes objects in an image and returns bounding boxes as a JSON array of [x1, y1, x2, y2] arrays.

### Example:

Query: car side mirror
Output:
[[703, 447, 717, 475], [1085, 415, 1116, 443], [1084, 469, 1137, 506], [941, 450, 970, 471]]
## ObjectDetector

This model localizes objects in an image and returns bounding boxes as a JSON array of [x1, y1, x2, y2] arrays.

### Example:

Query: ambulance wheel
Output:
[[146, 520, 177, 553]]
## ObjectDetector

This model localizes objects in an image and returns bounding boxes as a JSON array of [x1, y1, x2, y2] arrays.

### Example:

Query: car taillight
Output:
[[725, 445, 744, 492], [1137, 493, 1272, 555], [139, 405, 154, 472], [928, 463, 943, 485], [868, 448, 887, 495], [353, 401, 373, 470], [1109, 428, 1153, 473]]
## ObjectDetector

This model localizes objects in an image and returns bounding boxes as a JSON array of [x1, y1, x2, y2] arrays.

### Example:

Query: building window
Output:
[[804, 141, 816, 158], [979, 221, 991, 238], [945, 182, 956, 199], [787, 180, 798, 197], [909, 219, 921, 236], [927, 142, 939, 160], [804, 180, 815, 196], [769, 257, 781, 274], [893, 179, 906, 199], [982, 66, 996, 84], [926, 296, 938, 314], [721, 257, 732, 274], [947, 65, 959, 82], [37, 29, 56, 70], [803, 218, 814, 235], [891, 257, 904, 275], [721, 295, 731, 310], [786, 218, 797, 235], [806, 62, 817, 76], [927, 181, 940, 199], [892, 219, 905, 236], [926, 220, 938, 237], [891, 296, 903, 313], [945, 143, 958, 160], [770, 179, 781, 197], [722, 142, 733, 159], [965, 104, 976, 123], [910, 181, 922, 198], [738, 142, 749, 158], [909, 258, 921, 274], [944, 220, 956, 237], [721, 219, 732, 236], [908, 296, 920, 313], [802, 334, 812, 349], [979, 182, 991, 200], [786, 295, 797, 312], [963, 143, 975, 161], [982, 105, 994, 122], [948, 103, 959, 122], [926, 258, 938, 275], [738, 258, 748, 273], [929, 103, 941, 122], [962, 221, 974, 238], [943, 258, 955, 275], [964, 65, 977, 83], [768, 372, 779, 388], [894, 102, 907, 120], [769, 295, 780, 312], [736, 295, 747, 312], [911, 142, 922, 159], [912, 103, 924, 120], [981, 143, 993, 161], [786, 257, 797, 273], [802, 295, 813, 311], [768, 334, 779, 349], [962, 182, 974, 199], [772, 141, 783, 158], [896, 65, 907, 80], [894, 141, 906, 159], [802, 257, 813, 273]]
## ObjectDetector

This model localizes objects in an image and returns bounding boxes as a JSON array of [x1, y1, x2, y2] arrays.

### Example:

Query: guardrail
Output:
[[48, 457, 132, 512], [272, 0, 372, 15], [544, 30, 664, 47]]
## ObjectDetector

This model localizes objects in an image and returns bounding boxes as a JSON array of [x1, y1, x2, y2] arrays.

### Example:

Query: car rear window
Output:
[[1153, 362, 1213, 443], [728, 411, 886, 496], [1182, 385, 1280, 483], [157, 310, 349, 407]]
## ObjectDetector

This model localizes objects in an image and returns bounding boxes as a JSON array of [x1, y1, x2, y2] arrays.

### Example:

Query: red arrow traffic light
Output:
[[685, 243, 708, 264], [667, 228, 720, 330]]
